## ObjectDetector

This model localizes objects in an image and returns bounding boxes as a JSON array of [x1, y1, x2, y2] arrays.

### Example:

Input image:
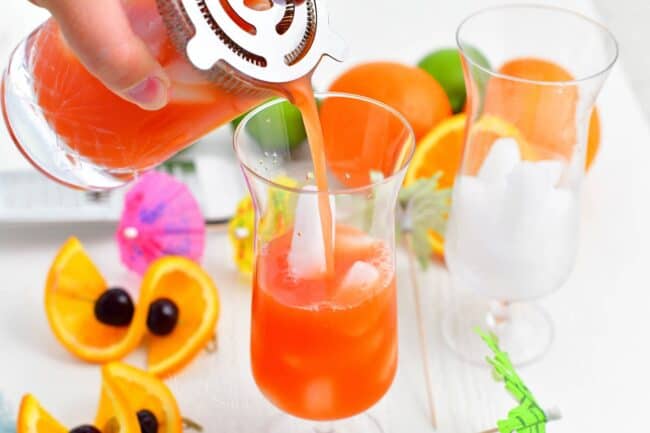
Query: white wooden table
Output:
[[1, 0, 649, 432]]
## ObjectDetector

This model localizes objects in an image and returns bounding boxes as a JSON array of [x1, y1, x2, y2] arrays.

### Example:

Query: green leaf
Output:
[[476, 328, 537, 405], [259, 176, 298, 240], [362, 170, 388, 231], [497, 404, 547, 433], [160, 159, 195, 174], [398, 173, 451, 268], [476, 328, 552, 433]]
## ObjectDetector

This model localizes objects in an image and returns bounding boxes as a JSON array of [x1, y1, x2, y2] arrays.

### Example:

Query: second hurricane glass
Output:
[[234, 93, 414, 432], [443, 5, 618, 365]]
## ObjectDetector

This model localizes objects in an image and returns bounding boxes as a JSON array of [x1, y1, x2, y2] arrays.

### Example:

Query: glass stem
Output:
[[313, 421, 336, 433], [486, 300, 511, 329]]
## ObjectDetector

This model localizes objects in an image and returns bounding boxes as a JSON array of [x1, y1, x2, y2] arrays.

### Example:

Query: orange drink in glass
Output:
[[235, 93, 415, 432], [252, 224, 397, 420]]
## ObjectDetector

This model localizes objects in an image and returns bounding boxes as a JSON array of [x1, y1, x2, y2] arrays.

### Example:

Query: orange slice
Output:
[[427, 231, 446, 259], [94, 371, 142, 433], [404, 114, 467, 258], [19, 384, 138, 433], [405, 114, 467, 190], [17, 395, 67, 433], [464, 114, 532, 175], [98, 362, 183, 433], [485, 57, 600, 170], [45, 237, 146, 362], [405, 114, 528, 257], [586, 107, 600, 169], [140, 257, 220, 377]]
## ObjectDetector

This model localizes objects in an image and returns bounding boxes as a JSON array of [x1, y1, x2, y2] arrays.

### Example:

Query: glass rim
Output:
[[456, 4, 619, 87], [233, 91, 416, 196]]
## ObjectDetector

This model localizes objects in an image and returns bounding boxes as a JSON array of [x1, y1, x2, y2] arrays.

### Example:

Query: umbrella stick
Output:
[[182, 417, 204, 431], [403, 231, 437, 429], [477, 408, 562, 433], [205, 221, 229, 231]]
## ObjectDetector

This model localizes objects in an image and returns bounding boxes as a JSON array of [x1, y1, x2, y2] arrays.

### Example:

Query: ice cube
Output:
[[446, 161, 579, 301], [499, 162, 552, 240], [288, 187, 335, 279], [375, 339, 398, 384], [281, 352, 304, 370], [449, 175, 498, 247], [334, 226, 378, 259], [341, 261, 380, 290], [303, 378, 335, 416], [546, 187, 574, 218], [334, 261, 380, 305], [533, 160, 564, 186], [501, 160, 565, 228], [478, 137, 522, 183], [452, 175, 489, 216]]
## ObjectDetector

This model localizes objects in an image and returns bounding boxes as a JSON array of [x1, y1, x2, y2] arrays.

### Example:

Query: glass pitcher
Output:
[[2, 0, 344, 190]]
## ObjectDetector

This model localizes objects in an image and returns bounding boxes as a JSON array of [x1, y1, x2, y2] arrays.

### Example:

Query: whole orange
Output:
[[322, 62, 451, 187], [484, 57, 600, 169], [319, 92, 414, 188], [328, 62, 452, 140]]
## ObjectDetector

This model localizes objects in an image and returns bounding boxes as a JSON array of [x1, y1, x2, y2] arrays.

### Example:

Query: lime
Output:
[[418, 47, 490, 113], [231, 99, 307, 152]]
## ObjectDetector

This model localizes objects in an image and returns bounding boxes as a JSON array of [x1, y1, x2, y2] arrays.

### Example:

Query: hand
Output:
[[30, 0, 170, 110]]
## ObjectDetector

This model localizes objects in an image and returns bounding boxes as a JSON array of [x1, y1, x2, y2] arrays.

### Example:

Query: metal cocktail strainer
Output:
[[157, 0, 346, 92]]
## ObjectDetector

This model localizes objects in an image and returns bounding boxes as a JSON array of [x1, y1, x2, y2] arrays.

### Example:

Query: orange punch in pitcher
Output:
[[2, 0, 344, 189]]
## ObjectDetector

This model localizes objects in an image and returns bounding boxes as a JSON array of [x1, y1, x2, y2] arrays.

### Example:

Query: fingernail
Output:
[[126, 76, 168, 110]]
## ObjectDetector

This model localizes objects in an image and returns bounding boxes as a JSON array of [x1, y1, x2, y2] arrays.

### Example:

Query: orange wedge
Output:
[[405, 114, 467, 190], [405, 114, 528, 257], [45, 237, 145, 362], [17, 395, 67, 433], [94, 371, 142, 433], [427, 231, 446, 259], [404, 115, 465, 258], [140, 257, 220, 377], [19, 383, 138, 433], [99, 362, 183, 433], [586, 108, 600, 169]]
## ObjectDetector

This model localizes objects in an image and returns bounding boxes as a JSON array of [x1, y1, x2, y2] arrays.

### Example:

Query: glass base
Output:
[[442, 298, 554, 366], [265, 413, 383, 433]]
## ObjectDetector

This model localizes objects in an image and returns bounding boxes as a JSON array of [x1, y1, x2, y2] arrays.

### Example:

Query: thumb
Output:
[[41, 0, 170, 110]]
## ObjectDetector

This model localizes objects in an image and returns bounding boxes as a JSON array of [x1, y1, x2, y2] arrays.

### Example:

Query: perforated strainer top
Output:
[[157, 0, 345, 86]]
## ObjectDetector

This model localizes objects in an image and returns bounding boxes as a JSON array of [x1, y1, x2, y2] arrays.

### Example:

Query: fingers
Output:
[[39, 0, 170, 110]]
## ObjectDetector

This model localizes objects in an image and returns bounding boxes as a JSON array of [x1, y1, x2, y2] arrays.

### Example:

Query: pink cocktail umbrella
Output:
[[116, 171, 205, 274]]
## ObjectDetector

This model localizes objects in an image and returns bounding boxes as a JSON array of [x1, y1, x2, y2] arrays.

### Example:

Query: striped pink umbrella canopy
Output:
[[116, 171, 205, 274]]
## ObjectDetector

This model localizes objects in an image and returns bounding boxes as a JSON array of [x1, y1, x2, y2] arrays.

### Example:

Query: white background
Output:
[[1, 0, 650, 432]]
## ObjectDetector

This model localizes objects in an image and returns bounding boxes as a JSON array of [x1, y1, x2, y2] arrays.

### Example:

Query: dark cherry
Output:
[[94, 287, 135, 327], [137, 409, 159, 433], [146, 298, 179, 336], [69, 425, 101, 433]]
